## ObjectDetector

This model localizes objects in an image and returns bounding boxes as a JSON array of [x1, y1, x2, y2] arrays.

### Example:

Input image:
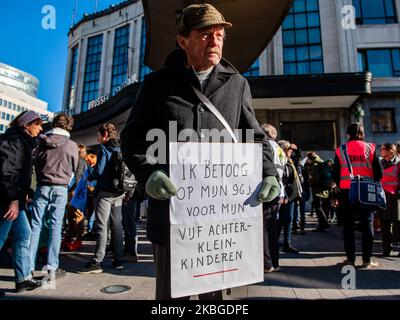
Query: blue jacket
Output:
[[91, 138, 121, 195]]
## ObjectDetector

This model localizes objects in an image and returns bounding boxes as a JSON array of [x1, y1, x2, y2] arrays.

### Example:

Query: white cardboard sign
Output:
[[169, 142, 264, 298]]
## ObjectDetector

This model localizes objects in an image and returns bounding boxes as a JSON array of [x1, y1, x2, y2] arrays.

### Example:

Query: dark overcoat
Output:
[[121, 49, 277, 245]]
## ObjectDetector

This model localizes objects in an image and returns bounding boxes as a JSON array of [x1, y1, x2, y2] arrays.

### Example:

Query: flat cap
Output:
[[176, 3, 232, 35]]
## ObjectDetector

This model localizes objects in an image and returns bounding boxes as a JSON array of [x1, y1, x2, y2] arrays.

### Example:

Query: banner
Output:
[[169, 142, 263, 298]]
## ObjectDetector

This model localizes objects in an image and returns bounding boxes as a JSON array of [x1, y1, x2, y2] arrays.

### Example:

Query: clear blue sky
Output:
[[0, 0, 125, 112]]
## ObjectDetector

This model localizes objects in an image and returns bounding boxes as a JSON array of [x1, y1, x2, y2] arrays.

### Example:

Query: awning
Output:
[[142, 0, 294, 73]]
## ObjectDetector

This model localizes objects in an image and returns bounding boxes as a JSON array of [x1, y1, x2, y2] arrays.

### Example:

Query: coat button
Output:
[[198, 105, 204, 112], [199, 132, 205, 139]]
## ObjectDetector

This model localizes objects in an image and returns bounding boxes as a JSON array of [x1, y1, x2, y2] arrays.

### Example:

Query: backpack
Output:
[[311, 162, 322, 188], [108, 150, 137, 197]]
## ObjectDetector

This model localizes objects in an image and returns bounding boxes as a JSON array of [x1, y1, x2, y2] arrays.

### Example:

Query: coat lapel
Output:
[[203, 69, 231, 98]]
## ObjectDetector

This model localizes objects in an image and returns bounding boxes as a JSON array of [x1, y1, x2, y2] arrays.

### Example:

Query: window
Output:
[[139, 18, 152, 81], [81, 34, 103, 112], [282, 0, 324, 75], [0, 124, 3, 132], [6, 114, 10, 121], [371, 108, 396, 133], [280, 121, 338, 150], [111, 24, 130, 95], [66, 46, 79, 110], [358, 48, 400, 77], [1, 112, 4, 119], [11, 115, 14, 121], [353, 0, 397, 24], [0, 99, 2, 105], [243, 59, 260, 77]]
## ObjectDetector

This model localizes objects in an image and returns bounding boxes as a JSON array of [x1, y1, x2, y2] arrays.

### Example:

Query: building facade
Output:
[[64, 0, 399, 157], [257, 0, 400, 154], [0, 63, 52, 134]]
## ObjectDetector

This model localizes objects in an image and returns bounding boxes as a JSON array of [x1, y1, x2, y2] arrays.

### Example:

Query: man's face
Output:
[[178, 25, 224, 71]]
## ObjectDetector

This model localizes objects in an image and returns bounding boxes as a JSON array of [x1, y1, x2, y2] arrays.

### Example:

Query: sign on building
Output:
[[169, 142, 264, 298]]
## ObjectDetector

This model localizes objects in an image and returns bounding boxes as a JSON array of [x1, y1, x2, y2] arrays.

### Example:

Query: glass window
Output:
[[308, 28, 321, 44], [111, 24, 130, 95], [371, 109, 396, 133], [293, 0, 305, 13], [306, 0, 319, 11], [139, 18, 153, 81], [283, 30, 295, 45], [354, 0, 398, 24], [81, 34, 103, 111], [284, 63, 297, 75], [392, 49, 400, 76], [358, 48, 400, 77], [282, 0, 324, 75], [66, 46, 79, 110], [243, 59, 260, 77], [0, 124, 3, 132], [282, 15, 294, 29], [309, 45, 322, 60], [284, 48, 296, 62], [296, 46, 309, 61], [357, 51, 365, 72], [297, 62, 310, 74], [368, 50, 392, 76], [307, 12, 320, 27], [295, 29, 308, 45], [294, 13, 307, 28], [310, 61, 323, 73], [6, 114, 10, 121]]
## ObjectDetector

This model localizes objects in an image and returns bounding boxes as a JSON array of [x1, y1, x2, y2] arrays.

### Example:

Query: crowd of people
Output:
[[0, 113, 145, 292], [261, 122, 400, 273], [0, 3, 399, 301]]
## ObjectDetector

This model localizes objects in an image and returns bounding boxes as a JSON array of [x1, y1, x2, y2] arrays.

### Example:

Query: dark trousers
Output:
[[263, 203, 280, 268], [313, 195, 329, 229], [122, 198, 138, 256], [153, 243, 223, 300], [339, 190, 374, 263], [278, 201, 295, 246]]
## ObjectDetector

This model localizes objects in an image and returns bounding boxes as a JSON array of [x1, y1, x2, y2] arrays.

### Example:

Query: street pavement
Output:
[[1, 215, 400, 300]]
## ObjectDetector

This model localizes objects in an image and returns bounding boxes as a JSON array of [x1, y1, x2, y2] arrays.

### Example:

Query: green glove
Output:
[[258, 176, 281, 202], [145, 170, 178, 200]]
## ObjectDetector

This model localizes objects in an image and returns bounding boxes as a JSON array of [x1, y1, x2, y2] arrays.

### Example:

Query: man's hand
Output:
[[4, 200, 19, 221], [145, 170, 178, 201], [258, 176, 281, 203]]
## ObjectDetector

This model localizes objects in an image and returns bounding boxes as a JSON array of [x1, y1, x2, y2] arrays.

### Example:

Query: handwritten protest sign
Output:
[[169, 142, 263, 298]]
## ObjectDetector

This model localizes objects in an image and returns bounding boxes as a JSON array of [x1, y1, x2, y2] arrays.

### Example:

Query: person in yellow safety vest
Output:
[[379, 143, 400, 257], [332, 123, 382, 269]]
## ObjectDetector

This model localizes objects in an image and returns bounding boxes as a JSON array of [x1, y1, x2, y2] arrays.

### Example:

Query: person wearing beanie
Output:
[[0, 110, 43, 292]]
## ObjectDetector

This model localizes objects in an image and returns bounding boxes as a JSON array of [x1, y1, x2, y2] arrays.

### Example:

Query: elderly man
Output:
[[121, 3, 279, 300]]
